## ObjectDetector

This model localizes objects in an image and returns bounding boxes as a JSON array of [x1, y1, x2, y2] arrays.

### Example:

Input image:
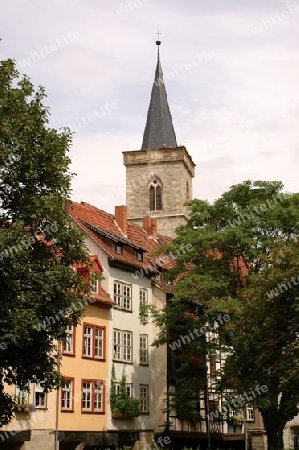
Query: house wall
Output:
[[58, 303, 110, 433], [83, 236, 156, 435], [152, 284, 167, 433], [0, 386, 57, 449], [284, 414, 299, 449]]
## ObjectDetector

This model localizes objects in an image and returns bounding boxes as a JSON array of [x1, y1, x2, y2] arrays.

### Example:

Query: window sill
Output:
[[113, 359, 133, 365], [82, 356, 106, 361], [81, 411, 105, 414], [62, 353, 76, 357], [113, 307, 133, 313], [61, 409, 74, 413]]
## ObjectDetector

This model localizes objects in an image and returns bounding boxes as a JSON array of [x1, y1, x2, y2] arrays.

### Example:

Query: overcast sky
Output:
[[1, 0, 299, 212]]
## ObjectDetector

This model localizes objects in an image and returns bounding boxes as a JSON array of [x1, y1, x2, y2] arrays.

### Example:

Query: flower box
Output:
[[14, 404, 29, 413], [112, 412, 135, 420]]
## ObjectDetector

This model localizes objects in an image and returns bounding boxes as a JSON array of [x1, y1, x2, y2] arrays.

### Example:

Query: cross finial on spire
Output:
[[156, 30, 161, 45]]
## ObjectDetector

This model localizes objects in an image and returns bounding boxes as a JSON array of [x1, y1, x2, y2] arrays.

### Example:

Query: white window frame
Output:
[[95, 327, 104, 359], [83, 324, 105, 359], [82, 381, 92, 411], [113, 329, 132, 362], [139, 384, 149, 413], [64, 324, 74, 354], [83, 325, 93, 357], [246, 405, 254, 421], [34, 382, 47, 409], [139, 288, 148, 307], [113, 281, 132, 311], [15, 386, 29, 405], [61, 379, 73, 411], [82, 380, 104, 413], [116, 382, 132, 398], [139, 334, 148, 365], [90, 272, 99, 294], [94, 381, 103, 412]]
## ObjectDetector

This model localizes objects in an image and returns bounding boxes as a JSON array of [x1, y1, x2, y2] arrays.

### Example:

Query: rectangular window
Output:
[[136, 251, 143, 262], [95, 328, 104, 359], [116, 383, 132, 398], [90, 272, 99, 294], [123, 332, 132, 361], [139, 334, 148, 365], [84, 325, 93, 357], [34, 382, 47, 409], [113, 282, 122, 308], [139, 288, 148, 307], [61, 379, 73, 411], [15, 387, 29, 405], [113, 329, 132, 362], [209, 361, 217, 378], [139, 384, 149, 413], [209, 400, 219, 415], [83, 324, 105, 360], [113, 329, 121, 360], [113, 281, 132, 311], [246, 406, 254, 421], [63, 324, 75, 355], [82, 380, 104, 413]]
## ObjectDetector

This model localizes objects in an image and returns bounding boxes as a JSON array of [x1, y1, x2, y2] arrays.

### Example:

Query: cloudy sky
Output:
[[1, 0, 299, 212]]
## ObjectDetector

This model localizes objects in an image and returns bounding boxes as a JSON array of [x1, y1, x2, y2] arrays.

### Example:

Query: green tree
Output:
[[0, 57, 90, 425], [110, 365, 140, 419], [147, 180, 299, 450]]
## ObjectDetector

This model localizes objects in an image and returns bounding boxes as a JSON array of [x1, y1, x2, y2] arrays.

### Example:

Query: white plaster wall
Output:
[[83, 236, 155, 432]]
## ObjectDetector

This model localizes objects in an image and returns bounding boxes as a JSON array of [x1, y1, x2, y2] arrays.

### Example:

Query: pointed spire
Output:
[[141, 39, 178, 150]]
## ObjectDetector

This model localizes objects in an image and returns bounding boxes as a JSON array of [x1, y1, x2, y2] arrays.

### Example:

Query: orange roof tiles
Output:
[[69, 202, 173, 276]]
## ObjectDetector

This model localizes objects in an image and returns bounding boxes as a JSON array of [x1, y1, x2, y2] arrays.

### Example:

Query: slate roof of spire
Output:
[[141, 45, 178, 150]]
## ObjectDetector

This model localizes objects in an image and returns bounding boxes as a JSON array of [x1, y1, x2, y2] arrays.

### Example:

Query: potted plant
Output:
[[14, 395, 29, 413], [110, 365, 140, 420], [229, 415, 245, 425]]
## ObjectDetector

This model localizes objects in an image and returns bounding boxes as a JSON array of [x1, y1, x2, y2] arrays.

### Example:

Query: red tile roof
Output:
[[69, 202, 173, 277]]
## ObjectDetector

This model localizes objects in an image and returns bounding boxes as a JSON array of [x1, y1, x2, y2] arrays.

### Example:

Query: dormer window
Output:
[[90, 273, 98, 294], [136, 251, 143, 262], [149, 180, 162, 211], [116, 244, 122, 255]]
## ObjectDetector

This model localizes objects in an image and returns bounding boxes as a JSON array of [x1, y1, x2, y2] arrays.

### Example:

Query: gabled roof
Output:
[[141, 44, 178, 150], [69, 202, 173, 275], [74, 255, 114, 308]]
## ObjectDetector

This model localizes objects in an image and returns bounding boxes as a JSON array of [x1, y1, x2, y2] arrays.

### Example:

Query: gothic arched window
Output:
[[149, 180, 162, 211]]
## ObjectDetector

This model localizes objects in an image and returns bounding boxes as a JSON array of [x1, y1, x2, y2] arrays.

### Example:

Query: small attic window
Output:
[[90, 272, 99, 294], [156, 271, 163, 283], [136, 251, 143, 262], [116, 244, 122, 255]]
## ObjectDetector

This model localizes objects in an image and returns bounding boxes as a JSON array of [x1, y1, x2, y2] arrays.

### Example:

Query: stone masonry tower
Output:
[[123, 40, 195, 237]]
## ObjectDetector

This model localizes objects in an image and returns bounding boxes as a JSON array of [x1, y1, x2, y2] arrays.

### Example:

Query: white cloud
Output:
[[1, 0, 298, 211]]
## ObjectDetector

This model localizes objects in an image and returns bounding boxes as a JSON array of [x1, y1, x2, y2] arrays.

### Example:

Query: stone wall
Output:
[[123, 147, 195, 238]]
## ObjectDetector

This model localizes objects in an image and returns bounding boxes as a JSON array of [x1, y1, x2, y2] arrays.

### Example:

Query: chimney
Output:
[[143, 215, 158, 239], [115, 206, 127, 235], [151, 219, 158, 239]]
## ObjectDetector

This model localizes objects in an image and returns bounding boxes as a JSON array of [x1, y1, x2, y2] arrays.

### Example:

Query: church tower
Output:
[[123, 39, 195, 237]]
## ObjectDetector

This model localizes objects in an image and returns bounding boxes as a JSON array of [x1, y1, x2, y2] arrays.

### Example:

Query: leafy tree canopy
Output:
[[0, 57, 90, 425], [147, 180, 299, 450]]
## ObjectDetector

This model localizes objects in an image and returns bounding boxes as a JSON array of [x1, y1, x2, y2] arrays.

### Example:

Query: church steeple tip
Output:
[[141, 37, 178, 150]]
